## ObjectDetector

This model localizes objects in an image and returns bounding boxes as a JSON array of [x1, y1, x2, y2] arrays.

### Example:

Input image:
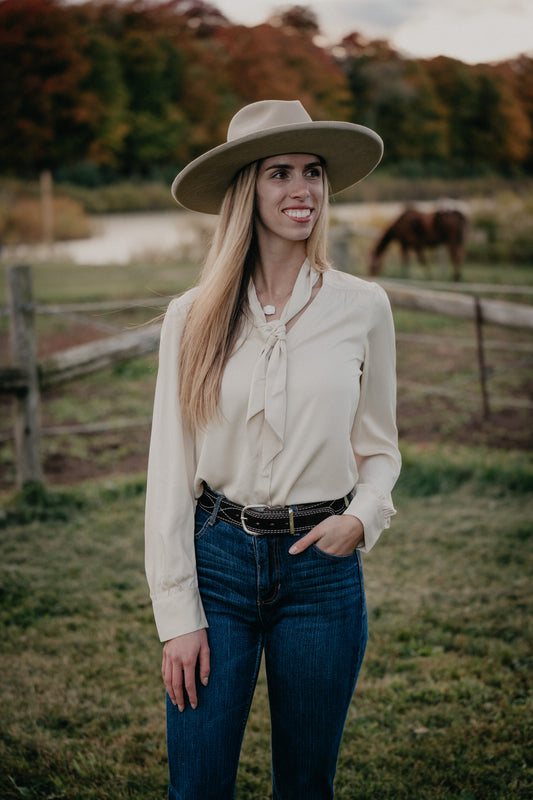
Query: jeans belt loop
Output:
[[212, 494, 223, 525]]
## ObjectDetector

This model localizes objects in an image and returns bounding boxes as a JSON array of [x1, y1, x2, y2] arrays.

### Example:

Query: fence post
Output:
[[474, 296, 490, 419], [7, 264, 43, 486]]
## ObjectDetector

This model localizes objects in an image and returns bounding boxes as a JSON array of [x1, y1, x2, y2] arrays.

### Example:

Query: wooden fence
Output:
[[2, 264, 533, 488]]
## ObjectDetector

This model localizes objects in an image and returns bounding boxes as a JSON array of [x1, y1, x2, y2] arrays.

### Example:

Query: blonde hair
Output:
[[178, 160, 331, 431]]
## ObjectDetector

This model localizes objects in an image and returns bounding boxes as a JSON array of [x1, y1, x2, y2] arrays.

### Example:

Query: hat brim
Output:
[[171, 121, 383, 214]]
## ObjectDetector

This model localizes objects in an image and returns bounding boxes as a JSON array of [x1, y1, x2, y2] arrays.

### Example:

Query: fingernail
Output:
[[191, 703, 197, 710], [178, 705, 184, 712], [201, 677, 209, 686], [289, 544, 298, 554]]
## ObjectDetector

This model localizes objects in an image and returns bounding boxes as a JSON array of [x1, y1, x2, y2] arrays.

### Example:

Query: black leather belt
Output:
[[196, 484, 352, 536]]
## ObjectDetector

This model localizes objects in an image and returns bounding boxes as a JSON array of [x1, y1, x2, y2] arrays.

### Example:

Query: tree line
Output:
[[1, 0, 532, 184]]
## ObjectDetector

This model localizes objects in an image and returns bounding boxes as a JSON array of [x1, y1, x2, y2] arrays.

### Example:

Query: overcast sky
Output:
[[213, 0, 533, 64]]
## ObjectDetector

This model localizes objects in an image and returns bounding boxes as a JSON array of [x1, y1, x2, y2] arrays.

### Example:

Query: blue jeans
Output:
[[167, 503, 368, 800]]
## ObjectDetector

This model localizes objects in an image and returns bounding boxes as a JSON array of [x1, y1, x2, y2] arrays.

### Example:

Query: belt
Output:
[[196, 484, 352, 536]]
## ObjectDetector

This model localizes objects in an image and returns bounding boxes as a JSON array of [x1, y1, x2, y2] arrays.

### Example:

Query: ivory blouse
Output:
[[145, 260, 401, 642]]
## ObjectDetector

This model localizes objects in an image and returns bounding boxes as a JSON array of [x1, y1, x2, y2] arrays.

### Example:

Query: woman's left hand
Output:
[[288, 514, 364, 556]]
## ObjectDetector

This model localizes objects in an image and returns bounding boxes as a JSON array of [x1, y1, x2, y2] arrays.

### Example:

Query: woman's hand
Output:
[[162, 629, 210, 712], [288, 514, 364, 556]]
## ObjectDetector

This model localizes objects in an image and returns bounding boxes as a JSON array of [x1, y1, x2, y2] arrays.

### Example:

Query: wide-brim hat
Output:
[[171, 99, 383, 214]]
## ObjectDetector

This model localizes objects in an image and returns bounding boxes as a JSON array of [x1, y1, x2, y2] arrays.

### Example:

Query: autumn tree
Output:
[[215, 22, 351, 123], [267, 4, 320, 38], [0, 0, 531, 179], [491, 57, 533, 171], [0, 0, 96, 174], [339, 41, 447, 169], [426, 57, 532, 172]]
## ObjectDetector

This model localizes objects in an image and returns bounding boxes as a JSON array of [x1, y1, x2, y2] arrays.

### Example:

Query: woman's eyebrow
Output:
[[265, 160, 323, 172]]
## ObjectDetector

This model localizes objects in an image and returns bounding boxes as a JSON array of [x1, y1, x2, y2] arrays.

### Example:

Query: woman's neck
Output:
[[253, 242, 307, 297]]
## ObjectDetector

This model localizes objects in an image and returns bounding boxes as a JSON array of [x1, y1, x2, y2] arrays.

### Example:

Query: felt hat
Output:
[[171, 99, 383, 214]]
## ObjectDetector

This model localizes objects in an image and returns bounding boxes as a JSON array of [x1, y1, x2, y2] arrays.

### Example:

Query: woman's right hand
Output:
[[162, 629, 210, 711]]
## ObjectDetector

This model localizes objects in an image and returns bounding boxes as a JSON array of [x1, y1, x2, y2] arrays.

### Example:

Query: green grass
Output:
[[0, 448, 532, 799]]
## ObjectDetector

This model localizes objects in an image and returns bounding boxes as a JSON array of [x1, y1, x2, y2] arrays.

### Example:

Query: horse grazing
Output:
[[369, 207, 467, 280]]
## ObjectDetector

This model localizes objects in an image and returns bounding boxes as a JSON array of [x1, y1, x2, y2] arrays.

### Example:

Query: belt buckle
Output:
[[240, 504, 295, 536], [241, 504, 269, 535]]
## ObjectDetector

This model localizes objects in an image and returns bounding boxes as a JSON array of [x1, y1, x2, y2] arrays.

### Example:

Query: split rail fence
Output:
[[2, 264, 533, 488]]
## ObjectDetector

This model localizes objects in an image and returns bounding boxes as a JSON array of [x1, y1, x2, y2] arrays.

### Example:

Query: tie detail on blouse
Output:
[[246, 260, 319, 470]]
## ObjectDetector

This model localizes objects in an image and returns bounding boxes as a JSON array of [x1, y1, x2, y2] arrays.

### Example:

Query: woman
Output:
[[145, 99, 401, 800]]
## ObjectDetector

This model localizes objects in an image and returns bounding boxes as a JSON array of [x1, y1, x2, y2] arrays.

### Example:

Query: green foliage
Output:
[[0, 480, 87, 527], [0, 0, 531, 179], [397, 445, 533, 498], [468, 189, 533, 262]]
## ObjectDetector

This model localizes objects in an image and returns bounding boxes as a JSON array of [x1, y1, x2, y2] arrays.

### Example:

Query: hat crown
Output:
[[227, 100, 312, 143]]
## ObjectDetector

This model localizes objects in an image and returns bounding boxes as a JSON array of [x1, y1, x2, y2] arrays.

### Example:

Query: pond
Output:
[[2, 201, 442, 266]]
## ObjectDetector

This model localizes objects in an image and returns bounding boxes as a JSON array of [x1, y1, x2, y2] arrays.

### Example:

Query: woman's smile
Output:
[[283, 207, 313, 221]]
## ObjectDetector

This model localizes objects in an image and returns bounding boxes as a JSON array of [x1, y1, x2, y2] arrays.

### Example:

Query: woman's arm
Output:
[[346, 283, 401, 551], [145, 297, 208, 642]]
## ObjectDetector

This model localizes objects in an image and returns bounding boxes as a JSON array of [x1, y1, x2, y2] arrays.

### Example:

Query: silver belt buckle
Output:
[[240, 504, 295, 535], [241, 504, 269, 535]]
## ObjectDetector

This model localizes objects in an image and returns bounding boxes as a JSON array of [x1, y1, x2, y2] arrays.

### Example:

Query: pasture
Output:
[[0, 245, 532, 798]]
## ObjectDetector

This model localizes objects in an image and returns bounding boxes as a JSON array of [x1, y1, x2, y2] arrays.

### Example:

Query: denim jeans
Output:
[[166, 503, 368, 800]]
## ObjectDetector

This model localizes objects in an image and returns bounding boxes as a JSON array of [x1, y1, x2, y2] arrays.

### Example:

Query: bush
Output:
[[467, 189, 533, 263], [0, 193, 90, 244]]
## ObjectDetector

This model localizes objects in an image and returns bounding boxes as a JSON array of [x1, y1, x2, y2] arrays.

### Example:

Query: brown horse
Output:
[[369, 207, 467, 281]]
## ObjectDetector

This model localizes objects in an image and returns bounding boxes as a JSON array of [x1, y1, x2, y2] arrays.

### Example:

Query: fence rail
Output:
[[2, 264, 533, 488], [377, 279, 533, 330]]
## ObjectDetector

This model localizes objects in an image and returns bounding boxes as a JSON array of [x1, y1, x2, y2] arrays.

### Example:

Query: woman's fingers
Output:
[[162, 629, 210, 711], [289, 515, 364, 556], [199, 637, 211, 687], [288, 525, 322, 554]]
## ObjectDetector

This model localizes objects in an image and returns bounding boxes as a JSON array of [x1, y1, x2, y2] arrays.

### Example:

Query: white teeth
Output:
[[285, 209, 311, 219]]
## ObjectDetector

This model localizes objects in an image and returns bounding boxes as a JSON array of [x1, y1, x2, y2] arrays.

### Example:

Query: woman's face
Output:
[[254, 153, 324, 248]]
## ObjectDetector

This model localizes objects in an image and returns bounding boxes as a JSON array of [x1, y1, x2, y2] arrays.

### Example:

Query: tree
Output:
[[426, 57, 532, 172], [215, 22, 351, 122], [0, 0, 95, 173], [267, 4, 320, 38], [341, 44, 447, 168]]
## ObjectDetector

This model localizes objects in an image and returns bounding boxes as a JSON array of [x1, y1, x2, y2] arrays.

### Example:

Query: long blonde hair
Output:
[[178, 160, 332, 431]]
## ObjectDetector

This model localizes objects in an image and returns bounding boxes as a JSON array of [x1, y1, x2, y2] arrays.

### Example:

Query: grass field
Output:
[[1, 449, 532, 799], [1, 238, 532, 797]]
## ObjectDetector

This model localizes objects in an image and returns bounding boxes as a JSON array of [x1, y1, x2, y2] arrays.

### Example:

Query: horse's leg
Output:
[[400, 244, 410, 277], [449, 244, 463, 281], [415, 248, 430, 279], [368, 252, 380, 276]]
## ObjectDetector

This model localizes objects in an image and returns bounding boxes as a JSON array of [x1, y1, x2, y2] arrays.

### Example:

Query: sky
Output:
[[212, 0, 533, 64]]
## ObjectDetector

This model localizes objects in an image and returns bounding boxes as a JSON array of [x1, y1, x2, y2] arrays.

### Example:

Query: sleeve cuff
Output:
[[151, 586, 208, 642], [344, 483, 396, 553]]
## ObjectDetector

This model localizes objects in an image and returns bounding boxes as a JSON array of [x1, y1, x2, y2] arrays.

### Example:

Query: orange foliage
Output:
[[215, 24, 351, 122]]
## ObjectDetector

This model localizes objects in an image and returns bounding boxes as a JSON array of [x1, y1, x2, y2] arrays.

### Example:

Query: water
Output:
[[2, 201, 464, 266], [2, 210, 217, 266]]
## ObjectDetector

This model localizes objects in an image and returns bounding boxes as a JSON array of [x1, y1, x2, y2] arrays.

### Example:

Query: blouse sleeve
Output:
[[144, 297, 208, 642], [345, 283, 401, 552]]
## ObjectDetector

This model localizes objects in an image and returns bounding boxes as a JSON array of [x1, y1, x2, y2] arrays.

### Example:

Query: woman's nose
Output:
[[290, 175, 310, 198]]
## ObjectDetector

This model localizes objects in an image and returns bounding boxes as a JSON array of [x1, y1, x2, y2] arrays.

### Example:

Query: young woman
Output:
[[145, 99, 401, 800]]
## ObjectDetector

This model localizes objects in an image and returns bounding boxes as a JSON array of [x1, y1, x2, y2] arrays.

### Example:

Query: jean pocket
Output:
[[310, 543, 356, 562]]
